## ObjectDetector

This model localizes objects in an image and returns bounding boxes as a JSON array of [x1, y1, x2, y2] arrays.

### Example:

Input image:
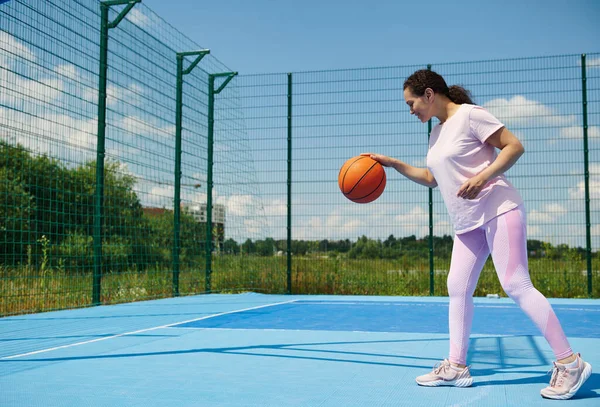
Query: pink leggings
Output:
[[447, 205, 572, 365]]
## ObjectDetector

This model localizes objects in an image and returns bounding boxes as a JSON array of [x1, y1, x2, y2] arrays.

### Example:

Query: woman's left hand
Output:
[[457, 175, 488, 200]]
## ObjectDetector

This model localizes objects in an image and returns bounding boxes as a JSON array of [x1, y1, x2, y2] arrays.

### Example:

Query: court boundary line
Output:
[[1, 299, 298, 360], [295, 301, 600, 312]]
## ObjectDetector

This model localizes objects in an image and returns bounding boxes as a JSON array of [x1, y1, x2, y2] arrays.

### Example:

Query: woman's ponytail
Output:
[[447, 85, 474, 105]]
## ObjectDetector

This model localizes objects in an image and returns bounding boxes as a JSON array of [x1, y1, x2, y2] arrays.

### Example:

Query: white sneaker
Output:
[[415, 359, 473, 387], [540, 353, 592, 400]]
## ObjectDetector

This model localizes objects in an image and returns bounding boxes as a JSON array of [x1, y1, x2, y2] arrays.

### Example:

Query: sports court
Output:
[[1, 293, 599, 406], [2, 0, 599, 405]]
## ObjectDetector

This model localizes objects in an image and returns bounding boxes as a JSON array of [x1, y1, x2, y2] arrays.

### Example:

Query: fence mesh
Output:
[[1, 0, 598, 316]]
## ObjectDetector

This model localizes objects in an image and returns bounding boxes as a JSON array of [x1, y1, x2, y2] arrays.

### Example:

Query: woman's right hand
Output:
[[360, 153, 395, 167]]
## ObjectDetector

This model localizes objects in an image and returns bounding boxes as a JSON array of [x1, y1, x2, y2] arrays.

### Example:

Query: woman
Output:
[[363, 69, 591, 400]]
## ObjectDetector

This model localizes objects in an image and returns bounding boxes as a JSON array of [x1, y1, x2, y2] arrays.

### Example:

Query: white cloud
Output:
[[307, 216, 324, 229], [560, 126, 600, 140], [582, 57, 600, 68], [120, 115, 175, 139], [289, 207, 364, 240], [526, 202, 600, 249], [142, 182, 207, 209], [527, 203, 568, 223], [0, 40, 98, 164], [395, 206, 430, 237], [527, 225, 541, 238], [483, 95, 600, 143], [216, 194, 273, 239], [483, 95, 577, 127], [568, 163, 600, 210], [0, 31, 36, 67], [148, 185, 173, 200], [266, 199, 287, 217], [324, 212, 344, 229], [223, 194, 256, 217], [242, 218, 264, 236], [126, 8, 149, 26], [84, 82, 145, 108], [54, 64, 79, 81], [432, 220, 453, 237], [0, 69, 63, 105], [592, 224, 600, 244], [286, 203, 449, 242], [0, 108, 97, 162], [533, 224, 596, 250]]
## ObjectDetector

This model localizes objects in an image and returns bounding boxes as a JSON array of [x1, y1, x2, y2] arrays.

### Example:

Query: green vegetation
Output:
[[1, 141, 598, 316], [2, 255, 598, 316], [0, 141, 207, 272]]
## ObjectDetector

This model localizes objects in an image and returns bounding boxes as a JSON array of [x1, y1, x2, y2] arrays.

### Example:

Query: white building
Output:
[[182, 203, 226, 225]]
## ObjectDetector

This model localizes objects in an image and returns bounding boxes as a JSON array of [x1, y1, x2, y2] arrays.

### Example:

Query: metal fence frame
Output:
[[1, 0, 598, 316]]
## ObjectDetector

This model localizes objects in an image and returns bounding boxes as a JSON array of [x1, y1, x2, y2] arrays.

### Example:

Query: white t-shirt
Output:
[[427, 104, 523, 234]]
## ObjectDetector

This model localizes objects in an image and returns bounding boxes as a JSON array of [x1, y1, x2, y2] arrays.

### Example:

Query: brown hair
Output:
[[403, 69, 474, 105]]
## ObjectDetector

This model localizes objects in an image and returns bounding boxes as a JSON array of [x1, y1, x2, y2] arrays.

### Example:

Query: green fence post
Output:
[[427, 64, 434, 296], [173, 50, 210, 297], [287, 73, 293, 294], [581, 54, 592, 297], [206, 72, 238, 293], [93, 0, 140, 306]]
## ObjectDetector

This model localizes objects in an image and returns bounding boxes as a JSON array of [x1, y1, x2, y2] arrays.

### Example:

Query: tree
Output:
[[241, 238, 256, 254], [0, 168, 36, 259], [383, 234, 397, 248], [0, 141, 163, 271], [291, 240, 309, 256], [0, 141, 72, 250], [255, 238, 276, 256], [223, 238, 240, 254]]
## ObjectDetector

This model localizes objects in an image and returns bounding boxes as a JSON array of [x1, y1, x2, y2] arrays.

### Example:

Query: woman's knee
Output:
[[447, 274, 471, 298], [500, 276, 534, 300]]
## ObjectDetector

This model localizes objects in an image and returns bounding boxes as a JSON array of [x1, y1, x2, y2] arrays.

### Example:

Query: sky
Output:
[[140, 0, 600, 74], [136, 0, 600, 248], [1, 0, 599, 249]]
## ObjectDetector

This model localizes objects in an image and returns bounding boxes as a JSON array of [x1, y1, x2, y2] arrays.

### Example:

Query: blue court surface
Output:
[[1, 293, 599, 406]]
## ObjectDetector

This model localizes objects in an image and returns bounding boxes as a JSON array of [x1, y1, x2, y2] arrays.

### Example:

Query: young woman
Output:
[[363, 69, 591, 400]]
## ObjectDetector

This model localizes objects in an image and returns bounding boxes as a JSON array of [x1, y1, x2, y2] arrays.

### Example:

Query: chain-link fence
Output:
[[1, 0, 598, 316]]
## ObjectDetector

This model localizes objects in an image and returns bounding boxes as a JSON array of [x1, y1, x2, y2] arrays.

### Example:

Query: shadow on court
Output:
[[0, 337, 444, 369], [4, 336, 598, 400], [575, 373, 600, 399]]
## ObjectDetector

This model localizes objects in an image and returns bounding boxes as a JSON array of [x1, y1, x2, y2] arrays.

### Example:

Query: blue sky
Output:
[[141, 0, 600, 74], [136, 0, 600, 248], [1, 0, 599, 249]]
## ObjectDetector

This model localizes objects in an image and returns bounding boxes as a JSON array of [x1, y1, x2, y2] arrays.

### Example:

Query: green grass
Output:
[[1, 255, 598, 316]]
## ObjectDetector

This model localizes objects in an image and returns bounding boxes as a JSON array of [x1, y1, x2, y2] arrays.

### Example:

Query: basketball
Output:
[[338, 155, 386, 203]]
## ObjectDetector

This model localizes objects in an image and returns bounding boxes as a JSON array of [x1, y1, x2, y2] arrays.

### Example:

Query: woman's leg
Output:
[[447, 228, 490, 366], [485, 205, 572, 360]]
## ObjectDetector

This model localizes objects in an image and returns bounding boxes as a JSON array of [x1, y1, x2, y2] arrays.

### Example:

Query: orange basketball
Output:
[[338, 155, 386, 203]]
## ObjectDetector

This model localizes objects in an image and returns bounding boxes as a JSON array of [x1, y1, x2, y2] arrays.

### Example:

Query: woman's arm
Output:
[[456, 127, 524, 199], [362, 153, 437, 188]]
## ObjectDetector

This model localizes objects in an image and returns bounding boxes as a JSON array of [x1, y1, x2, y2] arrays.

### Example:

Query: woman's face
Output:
[[403, 87, 433, 123]]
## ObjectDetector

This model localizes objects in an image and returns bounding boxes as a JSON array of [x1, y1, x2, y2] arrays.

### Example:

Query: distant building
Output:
[[142, 203, 225, 224], [182, 203, 225, 225], [182, 203, 226, 252]]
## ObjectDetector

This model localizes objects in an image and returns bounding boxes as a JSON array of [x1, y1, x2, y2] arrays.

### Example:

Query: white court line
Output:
[[298, 301, 600, 312], [1, 299, 298, 360]]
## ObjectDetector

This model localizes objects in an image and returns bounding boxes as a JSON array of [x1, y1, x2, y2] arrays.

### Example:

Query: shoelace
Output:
[[433, 360, 451, 375], [547, 363, 568, 387]]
